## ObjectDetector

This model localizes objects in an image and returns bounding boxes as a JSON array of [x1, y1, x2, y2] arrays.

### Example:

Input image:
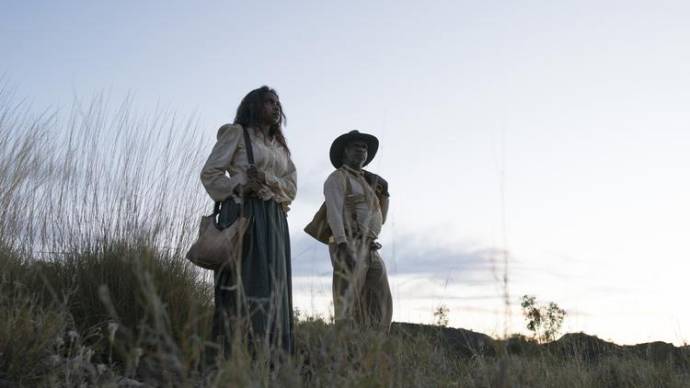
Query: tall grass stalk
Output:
[[1, 86, 688, 387], [0, 85, 216, 385]]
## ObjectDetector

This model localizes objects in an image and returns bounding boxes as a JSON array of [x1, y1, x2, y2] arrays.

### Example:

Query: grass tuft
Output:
[[1, 86, 688, 387]]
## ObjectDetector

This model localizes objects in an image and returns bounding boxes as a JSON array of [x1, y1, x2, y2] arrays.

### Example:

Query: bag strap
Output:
[[213, 126, 256, 215], [242, 127, 255, 166], [239, 127, 256, 217]]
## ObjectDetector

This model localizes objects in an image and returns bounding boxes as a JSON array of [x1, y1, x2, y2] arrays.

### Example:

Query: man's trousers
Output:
[[329, 238, 393, 331]]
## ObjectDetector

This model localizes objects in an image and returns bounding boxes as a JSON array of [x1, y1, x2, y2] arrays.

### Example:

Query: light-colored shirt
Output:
[[324, 166, 388, 245], [200, 123, 297, 207]]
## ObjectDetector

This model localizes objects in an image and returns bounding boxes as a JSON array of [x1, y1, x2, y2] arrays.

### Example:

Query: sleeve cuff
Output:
[[333, 234, 348, 245], [264, 173, 278, 186]]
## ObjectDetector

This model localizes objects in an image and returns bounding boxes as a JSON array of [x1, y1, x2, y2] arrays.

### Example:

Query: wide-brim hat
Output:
[[329, 130, 379, 168]]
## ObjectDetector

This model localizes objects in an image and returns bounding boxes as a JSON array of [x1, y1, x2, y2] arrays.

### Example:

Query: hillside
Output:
[[2, 246, 689, 387]]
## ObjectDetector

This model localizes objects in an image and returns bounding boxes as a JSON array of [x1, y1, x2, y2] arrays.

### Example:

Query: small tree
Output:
[[433, 304, 449, 327], [520, 295, 566, 343]]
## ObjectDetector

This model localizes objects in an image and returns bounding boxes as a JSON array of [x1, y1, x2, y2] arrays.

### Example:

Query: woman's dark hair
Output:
[[233, 86, 290, 155]]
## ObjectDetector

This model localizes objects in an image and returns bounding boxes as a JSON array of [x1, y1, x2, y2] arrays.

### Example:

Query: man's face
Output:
[[343, 140, 368, 168], [261, 92, 281, 126]]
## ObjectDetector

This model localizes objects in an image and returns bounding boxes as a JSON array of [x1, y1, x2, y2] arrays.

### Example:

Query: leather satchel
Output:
[[186, 204, 249, 270], [304, 173, 353, 245], [186, 127, 255, 270], [304, 202, 331, 244]]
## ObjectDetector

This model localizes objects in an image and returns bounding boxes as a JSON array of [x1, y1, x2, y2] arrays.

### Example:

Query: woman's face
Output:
[[260, 92, 281, 126]]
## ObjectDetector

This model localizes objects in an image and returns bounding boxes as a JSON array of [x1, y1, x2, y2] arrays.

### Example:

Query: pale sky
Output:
[[3, 0, 690, 345]]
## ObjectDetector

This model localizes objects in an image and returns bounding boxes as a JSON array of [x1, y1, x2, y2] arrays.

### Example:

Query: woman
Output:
[[201, 86, 296, 354]]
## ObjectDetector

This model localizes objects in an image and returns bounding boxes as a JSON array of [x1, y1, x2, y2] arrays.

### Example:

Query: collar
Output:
[[341, 164, 364, 176], [247, 126, 274, 144]]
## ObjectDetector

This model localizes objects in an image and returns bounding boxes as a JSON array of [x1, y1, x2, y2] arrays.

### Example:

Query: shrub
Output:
[[520, 294, 567, 343], [433, 304, 450, 327]]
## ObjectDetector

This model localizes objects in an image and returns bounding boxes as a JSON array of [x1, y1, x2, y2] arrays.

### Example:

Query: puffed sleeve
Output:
[[200, 124, 244, 202], [324, 171, 347, 245], [264, 157, 297, 205]]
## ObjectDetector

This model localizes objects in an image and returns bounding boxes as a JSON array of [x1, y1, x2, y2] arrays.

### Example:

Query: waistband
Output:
[[329, 235, 382, 251]]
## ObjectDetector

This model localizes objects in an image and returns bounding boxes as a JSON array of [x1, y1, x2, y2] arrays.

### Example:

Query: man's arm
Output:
[[325, 172, 356, 269], [324, 172, 347, 245]]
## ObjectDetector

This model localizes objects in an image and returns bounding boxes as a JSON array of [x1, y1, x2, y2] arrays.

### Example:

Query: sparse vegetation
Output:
[[520, 294, 567, 343], [433, 304, 450, 327], [1, 87, 688, 387]]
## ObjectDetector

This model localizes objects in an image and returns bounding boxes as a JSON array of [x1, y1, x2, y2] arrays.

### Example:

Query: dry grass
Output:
[[1, 85, 689, 387]]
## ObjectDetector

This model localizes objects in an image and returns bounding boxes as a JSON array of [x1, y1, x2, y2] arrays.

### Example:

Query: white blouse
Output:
[[200, 123, 297, 208]]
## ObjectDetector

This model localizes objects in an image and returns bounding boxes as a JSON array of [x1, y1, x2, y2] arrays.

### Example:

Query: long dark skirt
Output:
[[212, 198, 294, 354]]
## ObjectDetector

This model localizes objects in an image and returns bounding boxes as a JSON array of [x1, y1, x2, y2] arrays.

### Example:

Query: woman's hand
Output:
[[241, 180, 262, 196], [247, 166, 266, 184], [239, 166, 266, 196]]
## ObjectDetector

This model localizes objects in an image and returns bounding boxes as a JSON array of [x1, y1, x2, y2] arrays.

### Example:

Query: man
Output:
[[317, 130, 393, 331]]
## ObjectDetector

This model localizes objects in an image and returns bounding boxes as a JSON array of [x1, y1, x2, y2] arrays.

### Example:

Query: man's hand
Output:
[[336, 242, 356, 270]]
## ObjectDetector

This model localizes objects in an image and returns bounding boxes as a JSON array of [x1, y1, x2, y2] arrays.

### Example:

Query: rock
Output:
[[545, 332, 622, 361], [504, 334, 540, 356], [629, 341, 690, 368], [391, 322, 497, 358]]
